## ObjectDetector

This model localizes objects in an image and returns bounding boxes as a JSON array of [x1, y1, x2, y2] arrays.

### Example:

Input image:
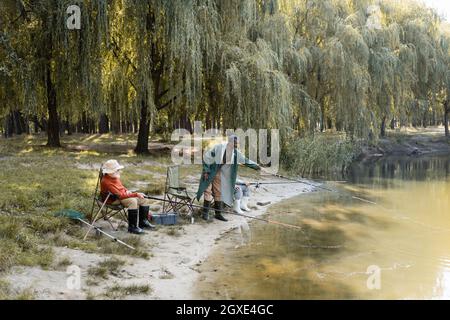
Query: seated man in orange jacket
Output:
[[101, 159, 155, 234]]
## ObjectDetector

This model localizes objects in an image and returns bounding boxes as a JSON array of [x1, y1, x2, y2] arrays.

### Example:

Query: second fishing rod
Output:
[[143, 195, 304, 231]]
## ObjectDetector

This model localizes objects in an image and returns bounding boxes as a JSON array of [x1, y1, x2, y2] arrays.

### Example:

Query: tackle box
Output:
[[150, 212, 178, 225]]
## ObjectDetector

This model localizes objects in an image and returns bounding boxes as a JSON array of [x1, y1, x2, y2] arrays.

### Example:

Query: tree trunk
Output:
[[4, 113, 14, 137], [380, 115, 387, 138], [33, 116, 40, 134], [76, 120, 82, 133], [320, 105, 325, 132], [43, 9, 61, 147], [66, 120, 72, 135], [445, 100, 449, 137], [111, 108, 121, 134], [133, 119, 138, 133], [177, 113, 192, 132], [46, 62, 61, 147], [81, 112, 89, 133], [327, 118, 332, 130], [12, 110, 27, 135], [99, 113, 110, 134], [89, 117, 96, 134], [59, 119, 65, 134], [135, 98, 150, 154], [390, 118, 395, 130]]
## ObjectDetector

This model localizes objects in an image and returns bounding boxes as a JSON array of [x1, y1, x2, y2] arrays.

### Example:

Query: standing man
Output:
[[196, 134, 260, 221]]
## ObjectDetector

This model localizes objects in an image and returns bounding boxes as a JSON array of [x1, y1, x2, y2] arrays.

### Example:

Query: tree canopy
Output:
[[1, 0, 450, 151]]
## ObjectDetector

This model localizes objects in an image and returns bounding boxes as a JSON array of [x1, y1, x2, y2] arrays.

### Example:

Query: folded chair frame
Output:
[[162, 166, 195, 223]]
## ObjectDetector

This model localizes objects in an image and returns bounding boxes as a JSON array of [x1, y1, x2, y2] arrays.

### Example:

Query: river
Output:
[[195, 156, 450, 299]]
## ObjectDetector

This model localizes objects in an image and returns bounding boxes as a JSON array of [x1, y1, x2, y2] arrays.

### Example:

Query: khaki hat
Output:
[[102, 160, 124, 174]]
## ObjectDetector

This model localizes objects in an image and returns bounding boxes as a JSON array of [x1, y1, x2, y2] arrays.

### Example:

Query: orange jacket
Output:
[[100, 174, 138, 203]]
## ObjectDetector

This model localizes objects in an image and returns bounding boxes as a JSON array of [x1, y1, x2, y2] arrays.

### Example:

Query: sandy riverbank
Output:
[[4, 176, 314, 300]]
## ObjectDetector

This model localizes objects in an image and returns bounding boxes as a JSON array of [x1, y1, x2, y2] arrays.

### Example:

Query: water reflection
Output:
[[196, 156, 450, 299], [348, 156, 450, 183]]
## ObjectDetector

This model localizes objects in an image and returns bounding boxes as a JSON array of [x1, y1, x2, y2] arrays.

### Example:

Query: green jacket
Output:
[[196, 142, 260, 203]]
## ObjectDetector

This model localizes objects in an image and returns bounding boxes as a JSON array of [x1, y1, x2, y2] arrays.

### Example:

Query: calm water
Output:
[[196, 156, 450, 299]]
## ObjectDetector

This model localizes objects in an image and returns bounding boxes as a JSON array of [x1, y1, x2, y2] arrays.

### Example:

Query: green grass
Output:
[[0, 215, 55, 272], [85, 290, 98, 300], [0, 133, 178, 272], [0, 279, 35, 300], [87, 257, 126, 279], [0, 279, 10, 300], [56, 257, 73, 269], [104, 284, 151, 299], [96, 236, 151, 259]]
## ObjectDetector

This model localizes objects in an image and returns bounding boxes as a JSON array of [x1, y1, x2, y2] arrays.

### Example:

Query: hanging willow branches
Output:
[[1, 0, 450, 145]]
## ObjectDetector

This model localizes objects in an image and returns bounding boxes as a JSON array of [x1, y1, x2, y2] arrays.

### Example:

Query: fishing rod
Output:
[[265, 172, 335, 192], [77, 218, 136, 250], [54, 209, 136, 250], [263, 171, 378, 205], [144, 195, 303, 231], [245, 181, 307, 188]]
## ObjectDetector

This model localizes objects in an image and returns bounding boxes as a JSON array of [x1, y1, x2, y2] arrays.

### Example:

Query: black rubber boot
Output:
[[202, 200, 211, 221], [214, 201, 228, 222], [139, 205, 155, 230], [128, 209, 144, 234]]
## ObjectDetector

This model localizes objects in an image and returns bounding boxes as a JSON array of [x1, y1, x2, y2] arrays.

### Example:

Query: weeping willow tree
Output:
[[0, 3, 25, 136], [0, 0, 108, 145], [435, 23, 450, 136], [103, 0, 220, 153], [212, 0, 321, 141], [363, 13, 403, 137], [2, 0, 450, 146]]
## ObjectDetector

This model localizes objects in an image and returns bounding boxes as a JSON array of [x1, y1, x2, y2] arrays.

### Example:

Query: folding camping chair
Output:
[[84, 165, 128, 239], [162, 165, 195, 223]]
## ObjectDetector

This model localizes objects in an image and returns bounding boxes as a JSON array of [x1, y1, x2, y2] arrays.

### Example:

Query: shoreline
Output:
[[358, 127, 450, 162], [4, 176, 314, 300]]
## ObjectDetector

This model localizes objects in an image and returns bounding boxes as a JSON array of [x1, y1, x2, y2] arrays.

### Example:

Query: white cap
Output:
[[102, 160, 124, 174]]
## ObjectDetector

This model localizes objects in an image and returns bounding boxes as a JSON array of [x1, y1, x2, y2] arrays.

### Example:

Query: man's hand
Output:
[[203, 172, 209, 181], [137, 193, 145, 199]]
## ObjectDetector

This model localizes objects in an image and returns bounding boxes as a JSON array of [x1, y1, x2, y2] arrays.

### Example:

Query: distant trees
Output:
[[1, 0, 450, 150], [0, 0, 108, 146]]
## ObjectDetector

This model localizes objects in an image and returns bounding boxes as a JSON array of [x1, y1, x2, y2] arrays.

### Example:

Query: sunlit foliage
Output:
[[1, 0, 450, 147]]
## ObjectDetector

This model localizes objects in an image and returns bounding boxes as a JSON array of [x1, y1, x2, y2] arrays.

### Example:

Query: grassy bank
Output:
[[0, 134, 182, 274], [281, 127, 450, 177]]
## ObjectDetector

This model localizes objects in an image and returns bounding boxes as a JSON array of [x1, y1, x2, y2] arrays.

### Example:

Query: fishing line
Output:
[[143, 195, 306, 233], [271, 172, 378, 203]]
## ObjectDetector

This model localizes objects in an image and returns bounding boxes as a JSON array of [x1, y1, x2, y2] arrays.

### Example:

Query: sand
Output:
[[4, 177, 314, 300]]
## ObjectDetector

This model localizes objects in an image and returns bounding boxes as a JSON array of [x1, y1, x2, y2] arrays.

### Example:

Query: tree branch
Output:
[[156, 90, 186, 111], [110, 37, 137, 71]]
